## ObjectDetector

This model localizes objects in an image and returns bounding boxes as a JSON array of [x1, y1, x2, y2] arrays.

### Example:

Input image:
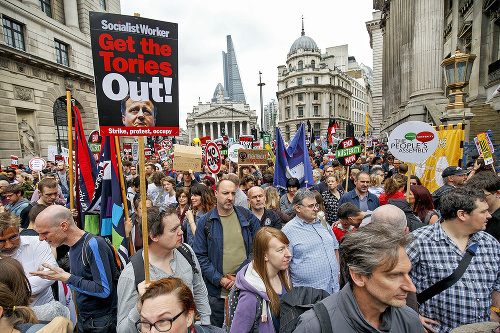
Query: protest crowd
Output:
[[2, 136, 500, 333]]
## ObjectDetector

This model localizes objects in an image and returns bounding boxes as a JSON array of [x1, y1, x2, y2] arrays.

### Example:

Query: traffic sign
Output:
[[160, 139, 173, 151], [206, 142, 221, 174], [29, 157, 47, 171], [336, 138, 362, 166]]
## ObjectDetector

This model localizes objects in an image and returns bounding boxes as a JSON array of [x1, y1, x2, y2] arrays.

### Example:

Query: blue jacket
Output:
[[193, 206, 261, 298], [338, 189, 380, 212]]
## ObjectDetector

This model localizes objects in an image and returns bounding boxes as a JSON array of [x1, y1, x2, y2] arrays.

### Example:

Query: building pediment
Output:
[[196, 106, 249, 119]]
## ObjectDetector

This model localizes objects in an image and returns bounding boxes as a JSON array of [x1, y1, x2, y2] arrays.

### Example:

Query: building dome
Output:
[[289, 34, 318, 54]]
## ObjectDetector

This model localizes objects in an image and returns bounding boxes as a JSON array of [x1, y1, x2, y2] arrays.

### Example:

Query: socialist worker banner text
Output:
[[89, 12, 179, 136]]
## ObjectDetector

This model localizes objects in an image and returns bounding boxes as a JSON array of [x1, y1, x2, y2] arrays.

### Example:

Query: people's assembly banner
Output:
[[89, 12, 178, 136], [410, 124, 465, 193]]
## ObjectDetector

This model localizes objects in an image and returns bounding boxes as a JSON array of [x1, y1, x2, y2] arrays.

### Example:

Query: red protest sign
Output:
[[89, 12, 179, 137], [10, 155, 18, 169]]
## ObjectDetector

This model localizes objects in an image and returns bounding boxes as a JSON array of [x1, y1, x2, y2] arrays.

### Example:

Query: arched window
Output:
[[298, 60, 303, 70], [52, 97, 78, 153], [311, 60, 315, 69]]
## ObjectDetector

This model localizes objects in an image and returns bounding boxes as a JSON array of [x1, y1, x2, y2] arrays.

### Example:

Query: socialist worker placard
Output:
[[89, 12, 178, 136]]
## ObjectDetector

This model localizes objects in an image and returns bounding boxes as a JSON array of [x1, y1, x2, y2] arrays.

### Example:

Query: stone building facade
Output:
[[185, 86, 257, 142], [276, 27, 372, 141], [0, 0, 120, 163], [371, 0, 500, 141]]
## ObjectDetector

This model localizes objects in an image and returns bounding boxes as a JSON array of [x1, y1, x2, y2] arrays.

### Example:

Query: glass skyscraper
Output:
[[222, 35, 246, 104]]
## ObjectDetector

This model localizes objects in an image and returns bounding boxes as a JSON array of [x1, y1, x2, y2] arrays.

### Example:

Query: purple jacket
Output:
[[230, 263, 276, 333]]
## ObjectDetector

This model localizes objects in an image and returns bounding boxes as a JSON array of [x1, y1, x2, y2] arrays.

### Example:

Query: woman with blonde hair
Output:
[[230, 227, 292, 333], [264, 187, 292, 224], [321, 172, 344, 225], [368, 173, 384, 198]]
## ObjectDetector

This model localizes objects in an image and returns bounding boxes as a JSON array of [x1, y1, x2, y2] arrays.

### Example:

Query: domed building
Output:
[[277, 23, 372, 141]]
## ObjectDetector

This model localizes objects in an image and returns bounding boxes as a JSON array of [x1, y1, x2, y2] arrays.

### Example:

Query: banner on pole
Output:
[[89, 12, 179, 137], [410, 124, 465, 193]]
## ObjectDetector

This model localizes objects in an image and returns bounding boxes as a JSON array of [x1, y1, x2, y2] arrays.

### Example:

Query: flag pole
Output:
[[114, 136, 133, 255], [364, 111, 369, 157], [138, 136, 150, 283], [66, 91, 74, 210]]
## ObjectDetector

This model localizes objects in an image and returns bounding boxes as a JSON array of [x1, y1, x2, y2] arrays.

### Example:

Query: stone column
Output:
[[188, 125, 192, 143], [410, 0, 444, 99], [210, 122, 214, 139], [195, 123, 199, 138], [232, 122, 236, 138], [223, 122, 227, 136], [246, 121, 250, 135], [239, 122, 243, 136], [63, 0, 80, 30]]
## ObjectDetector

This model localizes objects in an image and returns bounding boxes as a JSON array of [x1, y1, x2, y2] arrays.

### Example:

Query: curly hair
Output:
[[383, 174, 407, 197]]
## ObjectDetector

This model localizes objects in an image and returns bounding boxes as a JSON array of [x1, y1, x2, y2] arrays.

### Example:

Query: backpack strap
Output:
[[130, 249, 145, 290], [203, 208, 216, 240], [252, 295, 263, 332], [234, 206, 250, 221], [81, 233, 95, 268], [177, 243, 199, 275], [417, 242, 478, 304], [312, 302, 333, 333]]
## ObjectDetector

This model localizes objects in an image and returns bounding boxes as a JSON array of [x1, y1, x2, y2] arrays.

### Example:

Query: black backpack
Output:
[[129, 243, 198, 289], [222, 285, 262, 332], [279, 286, 331, 333], [82, 233, 125, 284]]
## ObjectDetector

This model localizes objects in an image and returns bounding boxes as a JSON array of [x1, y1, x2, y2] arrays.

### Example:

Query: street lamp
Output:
[[441, 49, 476, 110], [258, 72, 266, 137]]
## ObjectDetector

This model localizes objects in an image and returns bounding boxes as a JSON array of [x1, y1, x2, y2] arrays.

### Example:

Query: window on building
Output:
[[286, 96, 290, 104], [39, 0, 52, 17], [314, 123, 321, 137], [99, 0, 106, 10], [286, 108, 290, 119], [314, 106, 319, 116], [314, 76, 319, 84], [296, 124, 301, 130], [311, 60, 315, 69], [298, 93, 303, 101], [298, 60, 303, 70], [313, 92, 318, 100], [2, 18, 25, 51], [286, 81, 289, 88], [285, 125, 290, 141], [298, 106, 303, 117], [55, 40, 69, 66], [298, 77, 303, 85], [53, 97, 76, 153]]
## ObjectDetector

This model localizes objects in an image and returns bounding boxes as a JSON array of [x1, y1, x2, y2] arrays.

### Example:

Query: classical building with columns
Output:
[[186, 84, 257, 142], [0, 0, 120, 163], [372, 0, 500, 141], [276, 26, 372, 141]]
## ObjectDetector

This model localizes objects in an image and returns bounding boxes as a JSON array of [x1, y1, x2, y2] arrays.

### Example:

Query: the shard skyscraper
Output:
[[222, 35, 246, 104]]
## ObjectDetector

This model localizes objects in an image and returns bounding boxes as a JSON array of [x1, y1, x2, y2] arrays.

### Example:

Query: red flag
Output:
[[328, 118, 339, 145]]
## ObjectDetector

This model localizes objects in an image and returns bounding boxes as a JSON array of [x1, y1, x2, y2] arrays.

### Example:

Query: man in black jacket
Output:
[[247, 186, 282, 229]]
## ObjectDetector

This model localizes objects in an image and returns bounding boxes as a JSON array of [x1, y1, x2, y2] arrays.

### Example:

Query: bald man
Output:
[[370, 204, 409, 234], [247, 186, 282, 229], [31, 205, 118, 333]]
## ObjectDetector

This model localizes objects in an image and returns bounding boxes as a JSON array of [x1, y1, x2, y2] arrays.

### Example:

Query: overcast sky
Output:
[[120, 0, 376, 131]]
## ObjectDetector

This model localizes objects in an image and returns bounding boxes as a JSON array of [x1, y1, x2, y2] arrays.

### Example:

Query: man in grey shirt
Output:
[[117, 206, 210, 333], [294, 223, 424, 333]]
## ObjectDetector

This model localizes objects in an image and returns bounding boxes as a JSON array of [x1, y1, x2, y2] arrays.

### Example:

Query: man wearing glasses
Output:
[[282, 189, 340, 294], [0, 212, 57, 306]]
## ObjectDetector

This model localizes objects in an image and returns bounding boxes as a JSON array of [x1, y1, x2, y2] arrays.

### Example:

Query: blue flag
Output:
[[86, 136, 129, 263], [274, 123, 314, 189]]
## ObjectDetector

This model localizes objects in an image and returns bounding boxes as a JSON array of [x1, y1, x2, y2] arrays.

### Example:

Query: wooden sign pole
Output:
[[138, 136, 150, 283], [66, 91, 74, 210]]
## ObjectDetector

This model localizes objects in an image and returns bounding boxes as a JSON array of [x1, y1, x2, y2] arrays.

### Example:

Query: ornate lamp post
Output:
[[440, 49, 476, 110]]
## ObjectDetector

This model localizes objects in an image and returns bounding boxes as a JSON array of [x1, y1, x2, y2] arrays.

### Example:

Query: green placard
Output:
[[336, 145, 362, 158]]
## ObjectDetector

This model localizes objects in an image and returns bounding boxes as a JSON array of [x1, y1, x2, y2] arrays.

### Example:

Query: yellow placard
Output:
[[477, 132, 493, 164], [410, 124, 464, 193]]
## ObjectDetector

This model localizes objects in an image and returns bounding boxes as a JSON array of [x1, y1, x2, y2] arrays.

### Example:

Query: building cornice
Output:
[[0, 44, 94, 83]]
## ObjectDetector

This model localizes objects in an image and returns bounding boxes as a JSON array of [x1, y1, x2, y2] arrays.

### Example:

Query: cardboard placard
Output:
[[172, 145, 202, 172], [238, 149, 269, 165]]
